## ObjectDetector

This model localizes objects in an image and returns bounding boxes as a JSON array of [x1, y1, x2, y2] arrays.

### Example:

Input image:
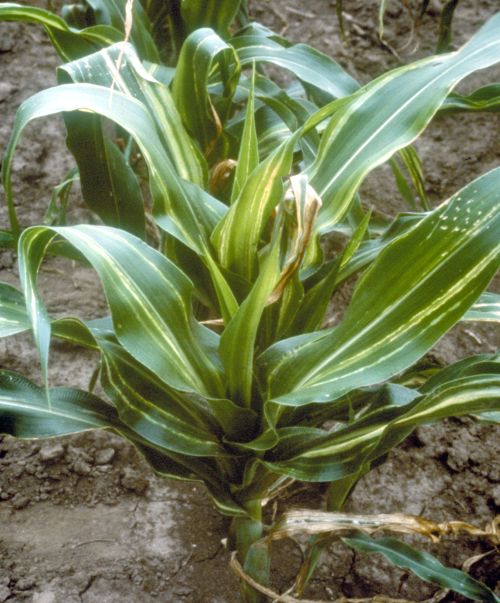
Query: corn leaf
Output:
[[0, 283, 29, 337], [18, 225, 224, 397], [180, 0, 241, 37], [0, 2, 122, 61], [231, 68, 259, 203], [212, 133, 298, 281], [85, 0, 159, 62], [261, 168, 500, 407], [419, 354, 500, 393], [309, 12, 500, 233], [232, 26, 359, 100], [99, 340, 225, 456], [38, 311, 257, 446], [0, 372, 246, 517], [220, 240, 282, 407], [2, 82, 225, 254], [335, 213, 423, 287], [463, 291, 500, 322], [436, 0, 460, 53], [60, 43, 207, 186], [441, 84, 500, 113], [289, 210, 371, 336], [0, 231, 15, 250], [64, 112, 146, 237], [140, 444, 247, 517], [0, 371, 118, 437], [264, 368, 500, 482], [343, 532, 498, 603], [172, 28, 240, 154], [397, 145, 430, 210]]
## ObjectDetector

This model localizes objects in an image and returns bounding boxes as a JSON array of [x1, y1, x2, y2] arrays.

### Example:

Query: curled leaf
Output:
[[268, 175, 322, 305]]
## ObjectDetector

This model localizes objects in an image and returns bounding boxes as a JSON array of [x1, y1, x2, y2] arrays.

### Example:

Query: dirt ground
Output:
[[0, 1, 499, 601]]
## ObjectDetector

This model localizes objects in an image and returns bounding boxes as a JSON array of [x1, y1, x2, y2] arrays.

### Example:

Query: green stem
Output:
[[230, 500, 269, 603]]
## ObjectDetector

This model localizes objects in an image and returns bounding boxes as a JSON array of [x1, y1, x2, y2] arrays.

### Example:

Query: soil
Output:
[[0, 1, 499, 601]]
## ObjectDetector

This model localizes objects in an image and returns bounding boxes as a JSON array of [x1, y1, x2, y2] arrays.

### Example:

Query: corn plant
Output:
[[1, 3, 500, 601], [337, 0, 463, 53]]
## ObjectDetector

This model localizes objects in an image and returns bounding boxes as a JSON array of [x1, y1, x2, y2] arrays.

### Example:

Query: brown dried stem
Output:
[[231, 551, 448, 603]]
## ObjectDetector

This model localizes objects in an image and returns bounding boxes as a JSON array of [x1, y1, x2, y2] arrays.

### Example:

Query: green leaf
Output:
[[343, 532, 498, 603], [233, 26, 359, 101], [140, 442, 247, 517], [397, 145, 430, 210], [441, 84, 500, 113], [180, 0, 241, 37], [220, 240, 282, 407], [2, 82, 224, 254], [463, 292, 500, 322], [0, 371, 246, 516], [52, 316, 109, 350], [203, 253, 239, 323], [63, 112, 146, 238], [0, 371, 118, 437], [289, 210, 371, 336], [389, 156, 419, 210], [419, 354, 500, 393], [18, 225, 225, 398], [335, 212, 423, 287], [251, 74, 320, 166], [436, 0, 459, 53], [377, 0, 389, 43], [54, 314, 257, 443], [60, 43, 207, 186], [309, 12, 500, 233], [212, 133, 298, 281], [264, 366, 499, 483], [86, 0, 159, 62], [231, 67, 259, 203], [0, 283, 29, 337], [261, 169, 500, 407], [475, 411, 500, 423], [0, 2, 122, 61], [172, 28, 240, 154], [229, 103, 290, 160], [399, 374, 500, 425], [0, 230, 15, 249], [99, 340, 225, 456], [44, 167, 79, 226]]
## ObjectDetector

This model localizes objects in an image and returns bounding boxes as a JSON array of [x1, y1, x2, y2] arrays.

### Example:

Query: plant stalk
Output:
[[230, 499, 270, 603]]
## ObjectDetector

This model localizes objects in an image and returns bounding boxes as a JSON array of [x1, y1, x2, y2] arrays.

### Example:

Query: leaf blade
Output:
[[262, 169, 500, 407], [343, 532, 498, 603], [18, 225, 224, 398]]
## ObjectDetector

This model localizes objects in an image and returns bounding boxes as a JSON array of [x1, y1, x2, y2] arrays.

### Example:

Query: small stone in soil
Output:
[[11, 494, 30, 510], [11, 464, 23, 478], [16, 577, 36, 591], [0, 82, 15, 102], [492, 484, 500, 506], [94, 447, 115, 465], [0, 585, 11, 602], [98, 464, 112, 472], [0, 25, 18, 53], [173, 586, 193, 597], [39, 443, 65, 462], [73, 459, 92, 476], [120, 467, 149, 495]]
